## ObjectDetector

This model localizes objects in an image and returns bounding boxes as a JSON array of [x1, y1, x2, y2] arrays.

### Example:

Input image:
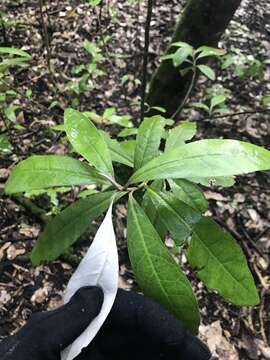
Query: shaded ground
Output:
[[0, 0, 269, 358]]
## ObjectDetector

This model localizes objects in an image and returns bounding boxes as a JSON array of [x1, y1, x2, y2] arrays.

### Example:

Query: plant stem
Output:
[[11, 194, 50, 224], [102, 174, 125, 191], [140, 0, 154, 123], [0, 13, 7, 45], [38, 0, 53, 79], [126, 181, 146, 193], [204, 108, 270, 120], [172, 66, 196, 120]]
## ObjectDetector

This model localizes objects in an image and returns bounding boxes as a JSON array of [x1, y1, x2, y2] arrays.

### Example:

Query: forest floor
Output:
[[0, 0, 270, 359]]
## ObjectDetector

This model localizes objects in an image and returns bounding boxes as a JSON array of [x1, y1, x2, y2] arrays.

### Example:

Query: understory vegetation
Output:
[[0, 0, 269, 358]]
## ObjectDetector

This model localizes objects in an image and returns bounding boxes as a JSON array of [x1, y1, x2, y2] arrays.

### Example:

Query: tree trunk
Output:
[[147, 0, 242, 117]]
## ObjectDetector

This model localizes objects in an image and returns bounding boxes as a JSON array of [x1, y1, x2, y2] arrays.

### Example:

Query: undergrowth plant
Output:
[[64, 40, 106, 106], [5, 108, 270, 334], [162, 42, 269, 118], [0, 47, 31, 153]]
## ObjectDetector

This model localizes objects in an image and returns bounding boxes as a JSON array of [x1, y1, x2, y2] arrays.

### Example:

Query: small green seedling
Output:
[[5, 109, 270, 334], [0, 47, 31, 153]]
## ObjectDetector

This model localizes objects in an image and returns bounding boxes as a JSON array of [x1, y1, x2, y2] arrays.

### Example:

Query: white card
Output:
[[61, 202, 118, 360]]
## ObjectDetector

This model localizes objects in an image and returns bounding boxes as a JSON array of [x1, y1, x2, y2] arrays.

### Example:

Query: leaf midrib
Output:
[[130, 200, 173, 309], [109, 142, 133, 167], [39, 194, 112, 243], [135, 120, 162, 170], [66, 118, 113, 175], [192, 231, 251, 295], [148, 188, 193, 232], [14, 167, 99, 179], [131, 148, 260, 182]]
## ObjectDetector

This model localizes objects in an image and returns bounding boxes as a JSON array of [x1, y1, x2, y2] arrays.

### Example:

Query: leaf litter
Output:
[[0, 0, 269, 358]]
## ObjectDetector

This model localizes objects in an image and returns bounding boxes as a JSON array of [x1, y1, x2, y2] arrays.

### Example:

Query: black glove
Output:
[[0, 286, 103, 360], [0, 287, 211, 360]]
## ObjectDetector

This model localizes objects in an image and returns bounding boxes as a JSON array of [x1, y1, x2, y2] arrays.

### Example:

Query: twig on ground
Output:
[[38, 0, 54, 80], [203, 108, 270, 120], [140, 0, 154, 124]]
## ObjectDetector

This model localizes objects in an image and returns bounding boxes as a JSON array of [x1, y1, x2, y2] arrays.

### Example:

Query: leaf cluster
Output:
[[6, 109, 270, 333]]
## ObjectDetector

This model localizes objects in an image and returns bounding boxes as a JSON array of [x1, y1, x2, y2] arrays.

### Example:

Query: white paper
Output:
[[61, 202, 118, 360]]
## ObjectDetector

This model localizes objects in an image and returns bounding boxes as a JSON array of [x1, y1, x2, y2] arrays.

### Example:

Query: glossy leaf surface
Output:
[[127, 196, 200, 334], [147, 188, 201, 244], [5, 155, 107, 194], [129, 139, 270, 184], [65, 109, 114, 176], [165, 121, 196, 152], [169, 179, 208, 213], [101, 131, 134, 167], [188, 176, 235, 188], [31, 191, 117, 265], [198, 65, 216, 80], [196, 46, 226, 59], [141, 180, 167, 240], [134, 116, 165, 170], [103, 134, 134, 167], [186, 217, 259, 305]]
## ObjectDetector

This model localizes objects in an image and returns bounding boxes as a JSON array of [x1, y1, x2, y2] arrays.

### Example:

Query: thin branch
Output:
[[172, 67, 196, 120], [102, 174, 124, 191], [0, 13, 7, 45], [140, 0, 154, 123], [38, 0, 53, 78], [11, 194, 50, 224], [204, 108, 270, 120]]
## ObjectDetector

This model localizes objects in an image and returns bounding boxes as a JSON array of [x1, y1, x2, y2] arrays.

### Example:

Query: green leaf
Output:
[[150, 106, 166, 114], [127, 196, 200, 334], [262, 95, 270, 108], [0, 134, 12, 154], [102, 132, 134, 167], [196, 46, 226, 59], [141, 180, 167, 240], [4, 105, 18, 122], [0, 57, 30, 70], [189, 176, 235, 187], [118, 128, 138, 138], [0, 47, 31, 58], [221, 54, 235, 70], [83, 40, 103, 61], [171, 42, 193, 51], [128, 139, 270, 184], [169, 179, 208, 213], [107, 114, 133, 128], [120, 140, 136, 161], [210, 95, 226, 109], [88, 0, 102, 6], [147, 188, 201, 245], [31, 191, 118, 265], [198, 65, 216, 80], [193, 102, 210, 113], [134, 116, 165, 171], [51, 124, 66, 132], [186, 217, 259, 305], [5, 155, 108, 194], [172, 47, 193, 67], [165, 121, 196, 152], [64, 108, 114, 176]]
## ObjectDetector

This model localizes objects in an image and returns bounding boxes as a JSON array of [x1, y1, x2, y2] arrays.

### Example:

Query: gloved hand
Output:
[[0, 287, 211, 360]]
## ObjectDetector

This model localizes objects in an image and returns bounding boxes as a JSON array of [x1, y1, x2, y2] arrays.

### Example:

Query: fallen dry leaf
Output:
[[6, 245, 26, 260], [200, 321, 239, 360], [0, 242, 11, 261], [205, 191, 228, 202]]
